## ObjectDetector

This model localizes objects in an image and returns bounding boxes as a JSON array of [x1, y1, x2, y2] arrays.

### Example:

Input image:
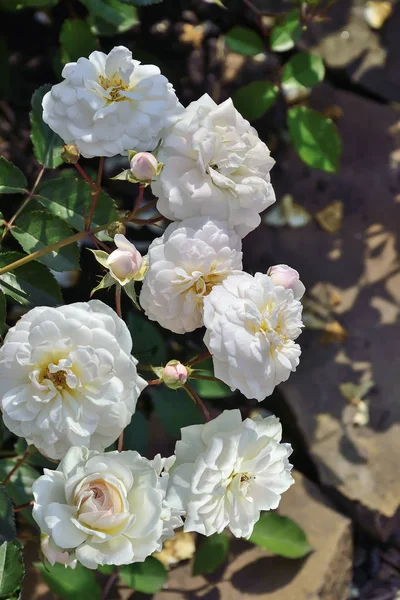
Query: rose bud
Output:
[[130, 152, 160, 182], [106, 234, 143, 285], [267, 264, 305, 299], [158, 360, 190, 390]]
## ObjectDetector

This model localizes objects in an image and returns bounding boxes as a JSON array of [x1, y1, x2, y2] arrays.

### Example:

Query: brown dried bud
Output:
[[61, 144, 80, 164], [107, 221, 126, 238]]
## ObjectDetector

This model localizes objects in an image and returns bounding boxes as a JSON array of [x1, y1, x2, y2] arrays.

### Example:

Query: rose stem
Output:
[[14, 500, 34, 513], [2, 449, 31, 487], [187, 351, 211, 367], [86, 156, 105, 230], [1, 166, 45, 242], [74, 162, 97, 190], [101, 571, 119, 600], [190, 374, 220, 382], [147, 378, 162, 385], [128, 184, 145, 220], [115, 284, 122, 318], [117, 432, 124, 453], [184, 383, 211, 422]]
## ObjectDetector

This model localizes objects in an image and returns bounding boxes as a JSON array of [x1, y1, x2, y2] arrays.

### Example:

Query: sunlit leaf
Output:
[[120, 557, 167, 594], [270, 10, 301, 52], [250, 512, 313, 558], [0, 157, 27, 195], [233, 81, 278, 121], [30, 85, 64, 169], [193, 532, 229, 575], [225, 26, 264, 56], [282, 52, 325, 90], [0, 541, 24, 599]]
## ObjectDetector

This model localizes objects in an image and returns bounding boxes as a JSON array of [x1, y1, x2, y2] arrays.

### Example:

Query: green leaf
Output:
[[122, 411, 149, 455], [249, 512, 313, 559], [35, 175, 119, 239], [11, 211, 80, 272], [225, 26, 264, 56], [233, 81, 278, 121], [120, 0, 162, 4], [97, 564, 114, 575], [193, 532, 229, 576], [82, 0, 139, 36], [37, 562, 100, 600], [127, 311, 166, 366], [287, 106, 341, 173], [30, 85, 64, 169], [0, 157, 27, 195], [0, 541, 24, 599], [120, 557, 167, 594], [0, 251, 63, 306], [282, 52, 325, 90], [0, 291, 6, 336], [60, 19, 98, 64], [0, 485, 16, 543], [0, 459, 38, 525], [270, 10, 301, 52], [192, 359, 233, 399], [152, 386, 204, 440]]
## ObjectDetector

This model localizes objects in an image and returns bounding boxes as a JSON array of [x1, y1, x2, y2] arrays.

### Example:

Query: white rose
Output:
[[140, 217, 243, 333], [268, 264, 305, 299], [107, 234, 143, 285], [167, 409, 294, 538], [41, 534, 77, 568], [0, 300, 147, 460], [42, 46, 183, 158], [151, 454, 184, 542], [203, 272, 304, 401], [33, 447, 180, 569], [152, 94, 276, 238]]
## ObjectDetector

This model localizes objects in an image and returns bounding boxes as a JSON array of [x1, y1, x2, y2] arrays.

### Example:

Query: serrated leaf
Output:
[[35, 174, 119, 238], [282, 52, 325, 90], [36, 562, 100, 600], [60, 19, 98, 64], [122, 410, 148, 455], [11, 211, 80, 272], [233, 81, 278, 121], [287, 106, 341, 173], [0, 541, 24, 599], [270, 10, 301, 52], [127, 311, 166, 366], [192, 359, 233, 399], [152, 386, 204, 440], [82, 0, 138, 36], [0, 157, 27, 195], [0, 485, 16, 543], [225, 26, 264, 56], [30, 85, 64, 169], [0, 251, 63, 306], [120, 557, 167, 594], [249, 512, 313, 558], [193, 532, 229, 575], [0, 291, 6, 336]]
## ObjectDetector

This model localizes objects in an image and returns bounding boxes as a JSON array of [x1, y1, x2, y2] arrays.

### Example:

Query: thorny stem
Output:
[[86, 156, 105, 230], [184, 383, 211, 422], [1, 166, 45, 242], [101, 571, 119, 600], [115, 284, 122, 318], [2, 449, 31, 487], [73, 162, 97, 190], [14, 500, 34, 513], [187, 351, 211, 367]]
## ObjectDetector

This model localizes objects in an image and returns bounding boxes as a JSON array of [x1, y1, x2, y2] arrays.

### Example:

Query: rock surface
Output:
[[246, 83, 400, 540], [150, 471, 352, 600]]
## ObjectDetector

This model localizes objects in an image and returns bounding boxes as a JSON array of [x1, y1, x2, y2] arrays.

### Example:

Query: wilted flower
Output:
[[140, 217, 243, 333], [167, 409, 294, 538], [33, 447, 180, 569], [203, 272, 304, 401], [152, 93, 275, 238], [42, 46, 183, 158], [268, 264, 305, 299], [0, 300, 146, 459]]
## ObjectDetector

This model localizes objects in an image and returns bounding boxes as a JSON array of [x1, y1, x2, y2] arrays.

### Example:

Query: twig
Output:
[[74, 162, 97, 190], [101, 571, 119, 600], [2, 449, 31, 487], [184, 383, 211, 422], [190, 374, 219, 382], [187, 351, 211, 367], [147, 378, 162, 385], [117, 432, 124, 453], [2, 166, 45, 242], [86, 156, 105, 230], [14, 500, 34, 513], [115, 284, 122, 318], [129, 184, 145, 220]]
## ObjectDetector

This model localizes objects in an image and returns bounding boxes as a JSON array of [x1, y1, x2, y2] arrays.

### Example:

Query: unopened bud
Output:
[[107, 222, 126, 238], [41, 534, 76, 567], [106, 234, 143, 285], [156, 360, 190, 390], [130, 152, 161, 183], [61, 144, 80, 164], [268, 264, 305, 299]]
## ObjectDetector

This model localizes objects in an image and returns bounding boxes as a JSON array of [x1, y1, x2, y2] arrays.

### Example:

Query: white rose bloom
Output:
[[42, 46, 183, 158], [152, 94, 275, 238], [151, 454, 184, 541], [140, 217, 243, 333], [0, 300, 147, 460], [33, 447, 180, 569], [167, 409, 294, 538], [203, 272, 304, 401]]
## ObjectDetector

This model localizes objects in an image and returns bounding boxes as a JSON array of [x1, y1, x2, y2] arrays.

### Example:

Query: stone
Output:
[[150, 472, 352, 600], [246, 83, 400, 540]]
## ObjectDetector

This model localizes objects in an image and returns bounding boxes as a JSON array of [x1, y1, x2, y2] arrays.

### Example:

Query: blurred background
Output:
[[1, 0, 400, 598]]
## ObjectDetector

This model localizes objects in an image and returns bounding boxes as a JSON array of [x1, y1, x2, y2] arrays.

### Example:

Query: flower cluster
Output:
[[0, 46, 306, 571]]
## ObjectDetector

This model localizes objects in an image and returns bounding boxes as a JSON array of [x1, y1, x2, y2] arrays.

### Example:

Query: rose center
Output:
[[98, 74, 129, 103], [193, 272, 226, 298], [40, 367, 68, 390]]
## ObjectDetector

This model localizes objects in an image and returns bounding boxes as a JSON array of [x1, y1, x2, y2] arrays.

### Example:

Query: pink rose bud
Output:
[[130, 152, 159, 182], [41, 535, 76, 568], [106, 234, 143, 284], [268, 264, 305, 299], [162, 360, 189, 390]]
